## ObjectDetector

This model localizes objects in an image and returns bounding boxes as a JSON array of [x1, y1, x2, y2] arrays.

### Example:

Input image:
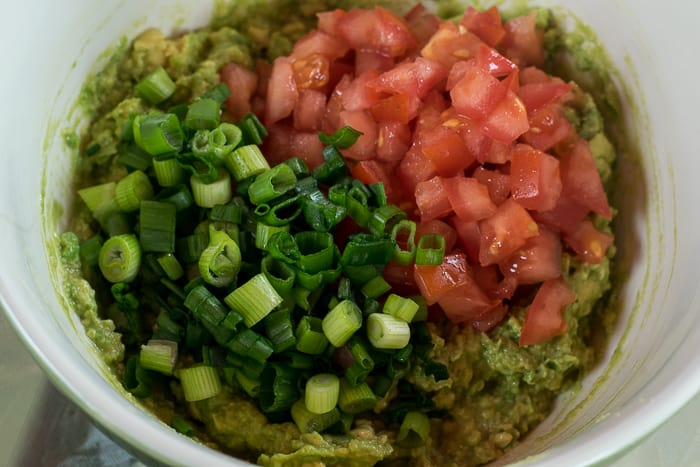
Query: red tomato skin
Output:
[[220, 63, 258, 122], [404, 3, 441, 47], [355, 50, 395, 75], [370, 93, 421, 124], [349, 160, 400, 203], [437, 281, 496, 323], [460, 6, 506, 48], [265, 56, 299, 125], [419, 125, 475, 176], [413, 251, 471, 305], [287, 131, 325, 170], [564, 219, 614, 264], [421, 22, 482, 68], [336, 6, 417, 57], [472, 166, 511, 205], [470, 303, 508, 332], [519, 66, 550, 85], [521, 103, 577, 152], [383, 261, 418, 296], [367, 57, 448, 99], [509, 144, 562, 212], [560, 139, 612, 219], [499, 225, 562, 285], [450, 63, 507, 121], [415, 176, 453, 222], [337, 110, 378, 161], [475, 43, 518, 78], [376, 121, 411, 162], [316, 9, 345, 35], [518, 81, 574, 114], [500, 13, 545, 68], [293, 89, 327, 131], [291, 30, 350, 62], [478, 198, 540, 266], [261, 123, 293, 166], [341, 70, 383, 112], [416, 219, 458, 253], [519, 277, 576, 346], [397, 145, 437, 196], [480, 90, 529, 144], [531, 192, 589, 235], [443, 176, 498, 223], [450, 215, 481, 263]]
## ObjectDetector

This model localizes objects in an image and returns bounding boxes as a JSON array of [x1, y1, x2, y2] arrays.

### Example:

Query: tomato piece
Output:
[[518, 80, 574, 114], [254, 59, 272, 98], [397, 145, 437, 196], [421, 22, 482, 68], [291, 30, 350, 62], [383, 261, 418, 295], [336, 6, 417, 57], [449, 215, 481, 263], [454, 115, 493, 163], [293, 89, 327, 131], [341, 70, 383, 112], [519, 66, 550, 85], [291, 53, 331, 90], [349, 160, 399, 203], [470, 303, 508, 332], [404, 3, 441, 47], [413, 251, 470, 304], [475, 43, 517, 77], [443, 176, 498, 223], [261, 123, 293, 166], [265, 56, 299, 125], [450, 62, 507, 121], [337, 110, 378, 161], [519, 278, 576, 346], [321, 74, 349, 133], [367, 57, 447, 99], [416, 219, 458, 253], [480, 90, 529, 144], [510, 144, 562, 212], [472, 166, 511, 205], [521, 103, 577, 152], [500, 12, 544, 68], [376, 121, 411, 162], [460, 6, 506, 48], [419, 124, 475, 176], [370, 93, 421, 124], [437, 280, 496, 324], [316, 9, 345, 35], [500, 225, 562, 285], [354, 50, 394, 75], [531, 192, 589, 235], [564, 219, 614, 264], [500, 69, 520, 94], [478, 198, 539, 266], [220, 62, 258, 122], [415, 176, 453, 222], [288, 131, 325, 170], [560, 138, 612, 219], [482, 139, 511, 164]]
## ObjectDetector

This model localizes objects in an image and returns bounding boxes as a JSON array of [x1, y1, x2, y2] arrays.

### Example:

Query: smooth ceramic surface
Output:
[[0, 0, 698, 466]]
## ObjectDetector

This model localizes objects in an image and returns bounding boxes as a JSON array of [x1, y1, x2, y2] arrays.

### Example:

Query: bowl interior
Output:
[[1, 0, 698, 465]]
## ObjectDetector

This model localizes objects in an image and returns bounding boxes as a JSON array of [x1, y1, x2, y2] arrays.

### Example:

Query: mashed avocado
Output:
[[57, 1, 618, 466]]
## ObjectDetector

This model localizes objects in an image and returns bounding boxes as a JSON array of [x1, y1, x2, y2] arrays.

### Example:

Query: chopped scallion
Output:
[[224, 273, 283, 327], [383, 294, 419, 323], [225, 144, 269, 181], [191, 168, 232, 208], [367, 313, 411, 350], [139, 339, 178, 375], [179, 365, 221, 402], [135, 66, 176, 104], [338, 379, 376, 414], [291, 399, 340, 434], [322, 300, 362, 347], [305, 373, 340, 414], [415, 233, 446, 266], [98, 234, 142, 283], [198, 227, 241, 288]]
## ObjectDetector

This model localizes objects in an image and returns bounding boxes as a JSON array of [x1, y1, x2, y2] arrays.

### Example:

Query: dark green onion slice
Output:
[[259, 363, 300, 413], [79, 235, 103, 268], [313, 146, 349, 185], [201, 83, 231, 104], [318, 125, 363, 149], [238, 112, 268, 146], [123, 355, 151, 398], [248, 164, 297, 205], [139, 200, 176, 253], [134, 113, 184, 156], [340, 234, 395, 267], [225, 144, 270, 181], [185, 98, 221, 130], [261, 255, 295, 295], [264, 309, 297, 353], [295, 316, 328, 355], [171, 416, 194, 436], [135, 66, 176, 104], [227, 328, 274, 363], [117, 142, 153, 172], [368, 204, 406, 237]]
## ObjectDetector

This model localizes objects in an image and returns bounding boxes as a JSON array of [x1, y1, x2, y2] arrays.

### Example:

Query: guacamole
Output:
[[57, 1, 618, 466]]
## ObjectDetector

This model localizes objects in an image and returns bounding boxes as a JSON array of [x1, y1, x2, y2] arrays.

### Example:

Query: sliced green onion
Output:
[[139, 339, 178, 375], [367, 313, 411, 350], [227, 328, 274, 363], [224, 273, 283, 327], [280, 351, 315, 370], [171, 416, 194, 436], [261, 255, 296, 295], [368, 183, 387, 207], [328, 183, 348, 206], [191, 168, 232, 208], [139, 200, 176, 253], [368, 204, 406, 237], [302, 190, 346, 232], [202, 83, 231, 104], [295, 176, 319, 196], [248, 164, 297, 205], [238, 112, 268, 146], [411, 295, 428, 322], [293, 260, 342, 290], [397, 411, 431, 448], [360, 275, 391, 299], [295, 231, 335, 274], [134, 113, 184, 156], [180, 365, 221, 402], [256, 222, 289, 251], [155, 184, 194, 212], [338, 379, 376, 414], [331, 412, 354, 434], [343, 265, 382, 286], [185, 98, 221, 130], [254, 195, 303, 226], [313, 146, 349, 185], [295, 316, 328, 355], [322, 300, 362, 347], [208, 123, 241, 159], [79, 235, 103, 267], [155, 311, 184, 342], [123, 355, 151, 398], [235, 370, 261, 398], [99, 234, 141, 283], [415, 233, 446, 266], [176, 232, 209, 263], [344, 338, 375, 386], [85, 142, 101, 157], [283, 157, 309, 177], [318, 125, 363, 149], [176, 151, 218, 184], [221, 309, 244, 331], [199, 227, 241, 288], [260, 363, 300, 413], [264, 309, 297, 353], [391, 219, 417, 265], [153, 157, 185, 187], [345, 185, 371, 227], [291, 399, 340, 433], [340, 234, 395, 267], [78, 182, 119, 224], [383, 294, 419, 323], [267, 231, 300, 264], [135, 66, 176, 104], [225, 144, 270, 181], [305, 373, 340, 414], [184, 285, 230, 342], [210, 199, 246, 224], [156, 253, 184, 280], [117, 142, 153, 171]]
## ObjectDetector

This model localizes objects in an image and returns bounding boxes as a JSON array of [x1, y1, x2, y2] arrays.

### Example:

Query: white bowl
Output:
[[0, 0, 697, 465]]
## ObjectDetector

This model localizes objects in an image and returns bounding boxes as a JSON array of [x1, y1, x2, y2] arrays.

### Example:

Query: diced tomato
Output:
[[519, 278, 575, 346], [293, 89, 327, 131], [265, 56, 299, 125], [480, 90, 529, 144], [446, 60, 471, 91], [421, 22, 482, 68], [437, 280, 496, 323], [367, 57, 447, 99], [316, 9, 345, 35], [560, 138, 612, 219], [509, 144, 562, 212], [455, 116, 493, 163], [383, 261, 418, 295], [337, 110, 377, 160], [355, 50, 394, 75], [521, 103, 577, 152], [564, 219, 614, 264], [450, 215, 481, 263], [413, 251, 470, 304], [500, 225, 561, 285], [416, 219, 458, 253], [370, 93, 421, 124], [531, 192, 589, 235], [397, 145, 437, 196], [475, 43, 518, 77], [415, 176, 453, 222], [291, 30, 350, 62], [341, 70, 383, 112], [443, 176, 497, 223], [220, 62, 258, 122], [500, 13, 545, 68], [336, 6, 417, 57], [519, 66, 550, 85], [450, 62, 507, 121], [260, 122, 293, 166], [472, 166, 511, 205], [482, 139, 511, 164], [500, 69, 520, 94], [349, 160, 399, 203], [321, 74, 349, 133], [470, 303, 508, 332], [478, 198, 539, 266], [291, 53, 331, 90], [255, 59, 272, 98], [419, 124, 475, 176], [460, 6, 506, 48], [518, 80, 574, 114], [404, 3, 441, 47], [376, 121, 411, 162], [287, 131, 325, 170]]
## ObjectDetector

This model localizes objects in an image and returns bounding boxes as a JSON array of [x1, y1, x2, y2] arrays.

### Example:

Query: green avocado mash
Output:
[[56, 1, 619, 466]]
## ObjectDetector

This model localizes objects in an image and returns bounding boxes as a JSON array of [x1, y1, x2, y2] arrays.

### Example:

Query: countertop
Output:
[[2, 313, 700, 467]]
